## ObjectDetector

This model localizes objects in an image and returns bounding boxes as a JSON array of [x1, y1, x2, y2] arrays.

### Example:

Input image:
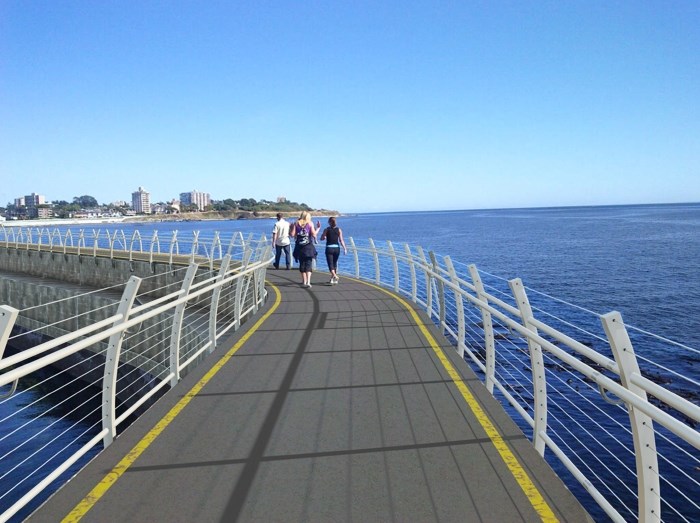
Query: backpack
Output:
[[296, 224, 310, 246]]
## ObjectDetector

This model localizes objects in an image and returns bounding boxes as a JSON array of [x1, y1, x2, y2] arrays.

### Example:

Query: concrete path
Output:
[[29, 269, 590, 522]]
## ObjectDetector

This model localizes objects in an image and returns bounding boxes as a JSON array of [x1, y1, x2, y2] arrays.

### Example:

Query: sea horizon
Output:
[[3, 200, 700, 228]]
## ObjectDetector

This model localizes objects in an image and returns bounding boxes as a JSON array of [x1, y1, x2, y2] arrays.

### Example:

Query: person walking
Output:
[[320, 216, 347, 285], [290, 211, 319, 287], [271, 213, 291, 270]]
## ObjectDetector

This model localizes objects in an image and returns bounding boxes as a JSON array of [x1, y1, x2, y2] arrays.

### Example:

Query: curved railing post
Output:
[[429, 251, 445, 330], [24, 228, 32, 251], [129, 230, 143, 263], [468, 264, 496, 394], [368, 238, 380, 284], [190, 231, 200, 263], [601, 311, 660, 522], [49, 228, 62, 253], [36, 228, 44, 252], [64, 229, 73, 256], [208, 255, 231, 354], [509, 278, 547, 456], [256, 244, 271, 308], [108, 230, 116, 260], [387, 241, 400, 293], [416, 246, 432, 317], [404, 244, 417, 303], [234, 249, 253, 331], [12, 227, 21, 250], [0, 305, 19, 361], [225, 231, 242, 258], [251, 241, 267, 313], [0, 306, 20, 400], [169, 230, 180, 266], [92, 229, 100, 258], [77, 230, 86, 258], [149, 231, 160, 266], [444, 256, 465, 358], [348, 237, 360, 278], [169, 263, 199, 386], [210, 231, 222, 270], [102, 275, 142, 448]]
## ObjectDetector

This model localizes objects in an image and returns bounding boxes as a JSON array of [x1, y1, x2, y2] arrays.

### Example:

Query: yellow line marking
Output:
[[62, 284, 282, 523], [362, 279, 559, 522]]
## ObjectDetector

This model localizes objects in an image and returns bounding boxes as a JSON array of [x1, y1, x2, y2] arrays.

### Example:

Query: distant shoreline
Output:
[[0, 209, 341, 228]]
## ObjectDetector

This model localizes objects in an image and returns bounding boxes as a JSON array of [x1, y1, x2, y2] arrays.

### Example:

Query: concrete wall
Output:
[[0, 246, 198, 297], [0, 247, 227, 379]]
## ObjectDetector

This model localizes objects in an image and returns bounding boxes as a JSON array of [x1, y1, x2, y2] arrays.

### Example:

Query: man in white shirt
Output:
[[272, 212, 291, 269]]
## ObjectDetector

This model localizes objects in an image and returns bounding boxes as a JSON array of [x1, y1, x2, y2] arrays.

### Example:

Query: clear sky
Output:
[[1, 1, 698, 213]]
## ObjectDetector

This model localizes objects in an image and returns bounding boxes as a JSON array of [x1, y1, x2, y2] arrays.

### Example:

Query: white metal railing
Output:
[[0, 234, 272, 522], [0, 225, 249, 269], [1, 229, 699, 521], [342, 237, 700, 523]]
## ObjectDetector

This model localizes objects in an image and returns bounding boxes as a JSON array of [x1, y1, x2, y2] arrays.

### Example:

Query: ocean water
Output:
[[2, 202, 699, 520], [164, 202, 700, 351], [127, 202, 700, 340]]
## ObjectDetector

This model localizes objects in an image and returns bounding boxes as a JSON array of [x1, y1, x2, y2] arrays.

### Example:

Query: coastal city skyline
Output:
[[1, 185, 315, 220], [5, 187, 288, 208], [4, 187, 213, 214], [2, 3, 698, 213]]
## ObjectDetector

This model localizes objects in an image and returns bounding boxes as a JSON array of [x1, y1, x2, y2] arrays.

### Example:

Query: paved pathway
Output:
[[29, 269, 590, 522]]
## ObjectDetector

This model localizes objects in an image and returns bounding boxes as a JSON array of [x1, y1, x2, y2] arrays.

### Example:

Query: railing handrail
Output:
[[1, 229, 698, 521], [0, 233, 272, 522], [343, 236, 700, 522]]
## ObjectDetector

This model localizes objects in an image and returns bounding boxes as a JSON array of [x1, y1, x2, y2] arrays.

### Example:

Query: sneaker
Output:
[[333, 276, 339, 284], [328, 278, 335, 285]]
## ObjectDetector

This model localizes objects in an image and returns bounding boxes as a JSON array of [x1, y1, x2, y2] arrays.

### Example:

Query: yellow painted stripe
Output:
[[62, 284, 282, 523], [364, 280, 559, 523]]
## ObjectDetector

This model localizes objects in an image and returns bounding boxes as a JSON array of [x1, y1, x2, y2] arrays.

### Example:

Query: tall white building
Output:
[[132, 186, 152, 214], [22, 193, 45, 207], [179, 190, 211, 211]]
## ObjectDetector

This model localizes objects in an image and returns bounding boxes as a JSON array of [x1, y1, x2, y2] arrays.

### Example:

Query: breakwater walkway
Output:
[[28, 269, 588, 522]]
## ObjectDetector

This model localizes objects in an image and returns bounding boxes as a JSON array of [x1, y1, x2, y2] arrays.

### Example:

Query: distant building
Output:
[[151, 203, 169, 215], [179, 190, 211, 211], [132, 186, 152, 214], [24, 193, 45, 207], [276, 196, 287, 203], [14, 197, 25, 207], [36, 207, 52, 219], [23, 193, 47, 218]]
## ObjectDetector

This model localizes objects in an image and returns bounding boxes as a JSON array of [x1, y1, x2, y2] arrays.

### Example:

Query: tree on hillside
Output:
[[238, 198, 257, 209], [73, 195, 98, 208]]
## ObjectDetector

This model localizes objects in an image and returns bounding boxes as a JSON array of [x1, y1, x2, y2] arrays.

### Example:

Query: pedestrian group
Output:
[[272, 211, 347, 288]]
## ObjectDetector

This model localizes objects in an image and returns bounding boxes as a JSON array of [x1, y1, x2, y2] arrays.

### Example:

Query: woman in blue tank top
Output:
[[320, 216, 347, 285]]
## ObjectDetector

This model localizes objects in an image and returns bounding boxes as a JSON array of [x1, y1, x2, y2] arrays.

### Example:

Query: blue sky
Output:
[[1, 1, 698, 213]]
